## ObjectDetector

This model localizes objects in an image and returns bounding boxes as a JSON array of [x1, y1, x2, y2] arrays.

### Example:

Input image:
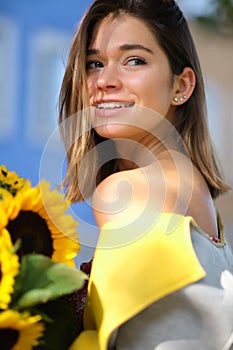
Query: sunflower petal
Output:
[[0, 310, 44, 350], [0, 229, 19, 309], [4, 178, 80, 266]]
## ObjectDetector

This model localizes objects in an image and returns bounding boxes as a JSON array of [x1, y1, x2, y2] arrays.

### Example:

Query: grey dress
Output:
[[109, 224, 233, 350]]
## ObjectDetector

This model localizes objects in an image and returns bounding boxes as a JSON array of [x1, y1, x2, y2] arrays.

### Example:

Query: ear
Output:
[[171, 67, 196, 106]]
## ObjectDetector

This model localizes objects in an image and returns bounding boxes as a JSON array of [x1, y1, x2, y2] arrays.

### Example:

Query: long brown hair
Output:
[[59, 0, 229, 201]]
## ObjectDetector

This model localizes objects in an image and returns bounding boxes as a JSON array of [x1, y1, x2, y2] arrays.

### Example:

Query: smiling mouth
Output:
[[96, 102, 134, 109]]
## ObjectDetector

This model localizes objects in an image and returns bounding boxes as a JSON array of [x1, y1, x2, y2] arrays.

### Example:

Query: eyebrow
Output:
[[120, 44, 154, 54], [87, 44, 154, 56]]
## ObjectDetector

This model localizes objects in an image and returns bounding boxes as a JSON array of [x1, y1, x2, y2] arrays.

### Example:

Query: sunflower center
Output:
[[0, 328, 19, 350], [7, 210, 54, 259]]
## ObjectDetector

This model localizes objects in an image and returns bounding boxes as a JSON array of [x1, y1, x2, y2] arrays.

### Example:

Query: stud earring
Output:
[[173, 96, 187, 103], [180, 95, 188, 102]]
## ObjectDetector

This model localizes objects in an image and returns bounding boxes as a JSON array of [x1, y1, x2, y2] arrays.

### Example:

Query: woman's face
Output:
[[86, 14, 176, 140]]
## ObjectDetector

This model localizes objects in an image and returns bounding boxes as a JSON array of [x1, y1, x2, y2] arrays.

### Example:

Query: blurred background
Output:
[[0, 0, 232, 264]]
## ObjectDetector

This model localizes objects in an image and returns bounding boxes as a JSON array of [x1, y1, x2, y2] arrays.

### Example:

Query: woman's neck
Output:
[[114, 134, 173, 171]]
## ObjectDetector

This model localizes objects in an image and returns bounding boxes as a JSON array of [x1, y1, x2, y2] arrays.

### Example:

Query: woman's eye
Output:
[[126, 58, 146, 66], [86, 61, 103, 69]]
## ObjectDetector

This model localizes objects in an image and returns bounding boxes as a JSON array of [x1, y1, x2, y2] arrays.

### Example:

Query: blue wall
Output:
[[0, 0, 92, 183], [0, 0, 97, 266]]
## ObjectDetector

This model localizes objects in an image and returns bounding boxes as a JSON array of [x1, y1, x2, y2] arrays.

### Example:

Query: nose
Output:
[[96, 65, 122, 91]]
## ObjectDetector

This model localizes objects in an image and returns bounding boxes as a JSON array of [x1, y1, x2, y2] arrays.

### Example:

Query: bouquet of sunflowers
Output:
[[0, 165, 87, 350]]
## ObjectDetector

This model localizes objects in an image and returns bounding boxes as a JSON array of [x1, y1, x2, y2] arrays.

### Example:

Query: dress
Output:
[[70, 213, 233, 350]]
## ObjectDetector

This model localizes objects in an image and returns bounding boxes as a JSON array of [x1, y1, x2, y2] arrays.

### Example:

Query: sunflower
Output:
[[2, 180, 80, 267], [0, 310, 44, 350], [0, 229, 19, 310], [0, 165, 29, 196]]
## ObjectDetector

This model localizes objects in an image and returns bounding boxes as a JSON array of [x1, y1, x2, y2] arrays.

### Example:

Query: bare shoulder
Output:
[[92, 154, 187, 228], [157, 150, 218, 236], [92, 167, 162, 228], [185, 164, 218, 236], [92, 152, 218, 236]]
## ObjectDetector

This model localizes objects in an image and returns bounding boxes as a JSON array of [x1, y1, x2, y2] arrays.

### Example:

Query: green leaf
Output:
[[34, 299, 79, 350], [12, 254, 87, 310]]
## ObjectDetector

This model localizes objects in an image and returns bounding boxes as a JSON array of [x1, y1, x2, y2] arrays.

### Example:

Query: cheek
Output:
[[129, 69, 170, 97], [142, 73, 173, 112], [87, 77, 96, 98]]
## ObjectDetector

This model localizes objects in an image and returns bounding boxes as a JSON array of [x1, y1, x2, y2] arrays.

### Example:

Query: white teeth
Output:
[[96, 102, 134, 109]]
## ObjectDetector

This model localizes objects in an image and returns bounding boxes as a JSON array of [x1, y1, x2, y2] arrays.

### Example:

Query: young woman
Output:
[[59, 0, 233, 349]]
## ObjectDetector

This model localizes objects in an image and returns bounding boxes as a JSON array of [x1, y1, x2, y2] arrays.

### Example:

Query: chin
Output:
[[94, 123, 145, 141]]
